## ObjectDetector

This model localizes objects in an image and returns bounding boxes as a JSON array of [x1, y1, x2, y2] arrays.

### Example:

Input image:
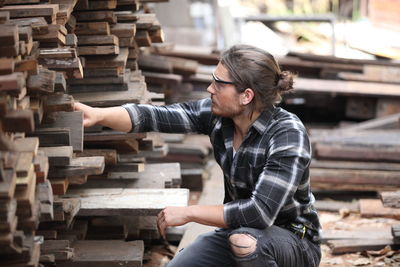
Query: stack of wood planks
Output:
[[0, 0, 195, 266]]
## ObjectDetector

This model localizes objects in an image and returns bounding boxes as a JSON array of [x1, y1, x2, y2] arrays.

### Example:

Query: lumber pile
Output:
[[0, 0, 196, 266]]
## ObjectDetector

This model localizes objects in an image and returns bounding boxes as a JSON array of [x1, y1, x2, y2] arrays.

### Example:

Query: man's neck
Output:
[[232, 110, 261, 139]]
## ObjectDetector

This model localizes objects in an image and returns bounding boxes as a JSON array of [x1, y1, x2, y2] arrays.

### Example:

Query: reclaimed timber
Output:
[[322, 228, 392, 243], [74, 10, 116, 23], [67, 175, 87, 184], [135, 29, 151, 47], [84, 47, 128, 68], [57, 240, 143, 267], [15, 59, 38, 75], [0, 11, 9, 23], [67, 188, 189, 216], [29, 127, 71, 147], [328, 239, 398, 254], [393, 225, 400, 241], [136, 13, 156, 30], [0, 24, 18, 46], [0, 169, 16, 199], [27, 68, 56, 94], [83, 67, 121, 77], [71, 79, 146, 106], [30, 97, 44, 125], [0, 72, 25, 96], [110, 23, 136, 37], [84, 139, 139, 154], [68, 74, 125, 85], [138, 53, 172, 73], [39, 57, 83, 79], [311, 160, 400, 171], [65, 33, 77, 47], [55, 72, 67, 92], [143, 71, 182, 86], [105, 163, 144, 173], [51, 178, 69, 195], [40, 146, 73, 166], [48, 156, 104, 178], [0, 4, 58, 19], [75, 149, 117, 165], [84, 131, 145, 141], [14, 170, 36, 208], [311, 168, 400, 188], [380, 191, 400, 208], [2, 109, 34, 133], [295, 77, 400, 98], [77, 34, 118, 46], [40, 111, 83, 152], [68, 82, 128, 93], [33, 150, 49, 182], [43, 93, 74, 113], [39, 48, 77, 59], [0, 43, 19, 57], [0, 58, 14, 75], [16, 152, 33, 179], [75, 22, 110, 35], [360, 199, 400, 219], [37, 180, 53, 205], [77, 45, 119, 56]]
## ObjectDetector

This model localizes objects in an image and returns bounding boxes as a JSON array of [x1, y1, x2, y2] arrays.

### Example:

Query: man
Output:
[[74, 44, 321, 267]]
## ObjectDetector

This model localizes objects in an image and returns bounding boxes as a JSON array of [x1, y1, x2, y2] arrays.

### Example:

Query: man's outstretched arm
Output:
[[74, 102, 133, 132]]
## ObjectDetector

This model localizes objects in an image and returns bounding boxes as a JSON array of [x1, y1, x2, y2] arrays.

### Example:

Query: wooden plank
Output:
[[66, 188, 189, 216], [48, 156, 104, 178], [39, 57, 83, 79], [0, 24, 18, 46], [55, 72, 67, 92], [40, 146, 73, 166], [33, 150, 49, 182], [51, 178, 69, 195], [311, 159, 400, 171], [29, 127, 71, 147], [380, 191, 400, 208], [328, 239, 398, 254], [360, 199, 400, 219], [0, 169, 16, 199], [110, 23, 136, 38], [15, 59, 38, 75], [74, 10, 116, 23], [77, 34, 118, 46], [75, 149, 117, 165], [83, 47, 128, 68], [27, 68, 56, 94], [57, 240, 143, 267], [39, 48, 77, 59], [13, 138, 39, 154], [84, 131, 145, 141], [75, 22, 110, 35], [105, 163, 144, 173], [77, 45, 119, 56], [2, 110, 34, 133], [43, 93, 74, 113], [392, 224, 400, 240], [295, 77, 400, 98], [40, 111, 83, 152], [0, 72, 25, 96], [135, 29, 151, 47], [0, 58, 14, 75], [311, 168, 400, 188]]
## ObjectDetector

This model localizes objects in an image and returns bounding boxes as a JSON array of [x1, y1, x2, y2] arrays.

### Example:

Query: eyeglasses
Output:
[[211, 72, 234, 91], [212, 72, 234, 85]]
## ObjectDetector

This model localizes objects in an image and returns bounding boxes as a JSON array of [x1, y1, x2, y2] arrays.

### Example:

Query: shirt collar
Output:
[[250, 105, 276, 134]]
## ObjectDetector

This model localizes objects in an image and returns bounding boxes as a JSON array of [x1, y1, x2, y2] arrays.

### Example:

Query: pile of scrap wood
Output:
[[0, 0, 194, 266]]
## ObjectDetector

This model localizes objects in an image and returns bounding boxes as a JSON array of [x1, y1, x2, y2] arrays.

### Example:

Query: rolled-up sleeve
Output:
[[223, 128, 311, 229], [122, 98, 213, 135]]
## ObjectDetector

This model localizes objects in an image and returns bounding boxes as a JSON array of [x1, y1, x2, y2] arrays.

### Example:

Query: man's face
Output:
[[207, 63, 243, 118]]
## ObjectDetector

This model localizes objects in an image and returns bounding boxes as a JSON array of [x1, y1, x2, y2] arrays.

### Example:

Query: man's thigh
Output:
[[167, 229, 235, 267]]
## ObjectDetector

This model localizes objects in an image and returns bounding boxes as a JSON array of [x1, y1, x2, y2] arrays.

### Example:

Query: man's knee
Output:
[[228, 233, 257, 257]]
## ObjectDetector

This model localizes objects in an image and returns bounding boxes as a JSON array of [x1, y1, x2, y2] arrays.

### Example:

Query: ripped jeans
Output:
[[167, 225, 321, 267]]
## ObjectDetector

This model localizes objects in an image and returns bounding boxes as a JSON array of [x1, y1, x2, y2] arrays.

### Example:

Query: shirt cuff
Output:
[[121, 103, 141, 133]]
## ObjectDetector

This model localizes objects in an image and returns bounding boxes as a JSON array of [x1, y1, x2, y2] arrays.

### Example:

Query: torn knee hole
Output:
[[229, 233, 257, 257]]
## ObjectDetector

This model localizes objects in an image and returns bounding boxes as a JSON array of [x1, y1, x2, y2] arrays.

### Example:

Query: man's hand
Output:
[[157, 206, 190, 239], [74, 102, 102, 127]]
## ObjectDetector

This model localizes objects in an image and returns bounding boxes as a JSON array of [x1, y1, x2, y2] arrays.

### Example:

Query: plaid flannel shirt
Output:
[[123, 98, 321, 237]]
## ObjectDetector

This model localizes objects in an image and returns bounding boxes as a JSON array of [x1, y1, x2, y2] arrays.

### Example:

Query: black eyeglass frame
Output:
[[212, 72, 234, 85]]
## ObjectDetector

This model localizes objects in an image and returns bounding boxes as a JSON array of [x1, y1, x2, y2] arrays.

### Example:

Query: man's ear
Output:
[[241, 88, 255, 105]]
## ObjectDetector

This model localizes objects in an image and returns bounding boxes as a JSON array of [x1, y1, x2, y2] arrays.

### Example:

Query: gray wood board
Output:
[[65, 188, 189, 216]]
